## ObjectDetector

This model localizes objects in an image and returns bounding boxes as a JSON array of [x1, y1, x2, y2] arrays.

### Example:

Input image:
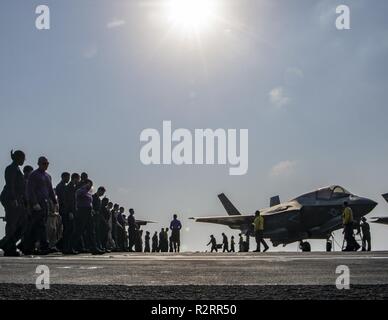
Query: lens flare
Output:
[[166, 0, 218, 33]]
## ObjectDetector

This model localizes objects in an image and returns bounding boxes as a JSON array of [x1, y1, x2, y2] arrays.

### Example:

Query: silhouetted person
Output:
[[222, 233, 229, 252], [144, 231, 151, 252], [54, 172, 70, 252], [245, 235, 250, 252], [164, 228, 169, 252], [23, 166, 34, 179], [253, 210, 269, 252], [46, 199, 62, 252], [55, 172, 70, 216], [121, 213, 129, 251], [230, 236, 235, 252], [170, 214, 182, 252], [159, 228, 164, 252], [100, 197, 111, 252], [24, 156, 57, 255], [71, 180, 104, 255], [77, 172, 89, 189], [22, 165, 33, 202], [111, 203, 119, 251], [116, 207, 126, 251], [360, 217, 371, 251], [103, 201, 114, 250], [0, 150, 27, 256], [342, 201, 360, 251], [207, 235, 218, 252], [92, 186, 106, 251], [169, 235, 174, 252], [152, 231, 158, 252], [238, 233, 244, 252], [135, 229, 143, 252], [127, 208, 138, 252], [17, 165, 34, 252], [62, 173, 80, 254]]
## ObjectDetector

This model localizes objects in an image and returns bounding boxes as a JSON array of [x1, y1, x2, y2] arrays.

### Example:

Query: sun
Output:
[[166, 0, 218, 33]]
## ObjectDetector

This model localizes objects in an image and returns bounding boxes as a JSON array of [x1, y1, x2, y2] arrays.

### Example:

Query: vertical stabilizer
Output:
[[270, 196, 280, 207], [217, 193, 241, 216]]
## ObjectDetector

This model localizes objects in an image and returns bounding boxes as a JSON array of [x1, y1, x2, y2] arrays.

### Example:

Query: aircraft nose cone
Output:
[[369, 199, 378, 210], [355, 197, 378, 213]]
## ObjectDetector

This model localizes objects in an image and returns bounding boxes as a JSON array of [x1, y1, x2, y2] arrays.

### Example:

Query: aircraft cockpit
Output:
[[295, 185, 352, 201]]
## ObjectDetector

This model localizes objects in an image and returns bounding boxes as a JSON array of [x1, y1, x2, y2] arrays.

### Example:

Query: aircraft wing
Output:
[[189, 215, 253, 228], [369, 217, 388, 225], [136, 219, 156, 226]]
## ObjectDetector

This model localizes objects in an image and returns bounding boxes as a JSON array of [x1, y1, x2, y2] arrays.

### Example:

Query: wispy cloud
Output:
[[269, 86, 291, 107], [107, 19, 126, 29], [270, 160, 296, 177]]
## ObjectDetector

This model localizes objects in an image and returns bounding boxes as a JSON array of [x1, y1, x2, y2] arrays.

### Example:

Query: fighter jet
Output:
[[369, 193, 388, 225], [370, 217, 388, 225], [135, 219, 156, 226], [122, 217, 156, 227], [190, 185, 377, 247]]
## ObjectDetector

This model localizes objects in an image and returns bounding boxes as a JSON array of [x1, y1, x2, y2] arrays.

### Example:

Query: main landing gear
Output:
[[299, 240, 311, 252]]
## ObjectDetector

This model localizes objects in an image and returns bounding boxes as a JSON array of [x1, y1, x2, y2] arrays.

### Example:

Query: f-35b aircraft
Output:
[[190, 185, 377, 247], [133, 219, 155, 227]]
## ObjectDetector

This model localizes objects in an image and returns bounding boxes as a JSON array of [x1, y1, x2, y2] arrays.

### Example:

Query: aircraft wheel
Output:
[[302, 242, 311, 252], [326, 240, 332, 252]]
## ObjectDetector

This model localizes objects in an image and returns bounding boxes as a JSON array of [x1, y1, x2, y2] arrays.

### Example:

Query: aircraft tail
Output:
[[382, 193, 388, 203], [218, 193, 241, 216], [270, 196, 280, 207]]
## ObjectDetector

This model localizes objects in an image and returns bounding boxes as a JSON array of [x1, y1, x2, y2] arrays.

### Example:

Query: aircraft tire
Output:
[[302, 242, 311, 252]]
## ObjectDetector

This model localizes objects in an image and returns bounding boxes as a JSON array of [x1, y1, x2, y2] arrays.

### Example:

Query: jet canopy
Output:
[[295, 185, 352, 201]]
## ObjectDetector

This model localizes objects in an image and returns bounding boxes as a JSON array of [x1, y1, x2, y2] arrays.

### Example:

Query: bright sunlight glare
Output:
[[166, 0, 218, 33]]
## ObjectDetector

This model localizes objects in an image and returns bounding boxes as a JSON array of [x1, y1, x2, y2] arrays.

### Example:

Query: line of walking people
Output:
[[207, 210, 269, 253], [0, 150, 183, 256], [207, 233, 255, 252]]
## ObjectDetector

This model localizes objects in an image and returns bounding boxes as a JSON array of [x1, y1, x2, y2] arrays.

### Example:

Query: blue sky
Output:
[[1, 0, 388, 251]]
